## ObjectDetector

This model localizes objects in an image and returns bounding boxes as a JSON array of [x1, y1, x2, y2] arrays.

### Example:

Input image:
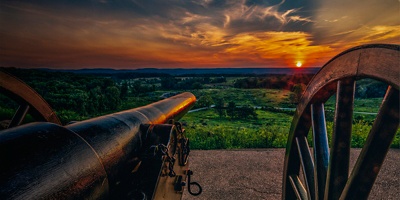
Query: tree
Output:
[[160, 77, 176, 90], [214, 97, 226, 118], [226, 101, 236, 119], [102, 78, 115, 90], [291, 83, 306, 103], [237, 105, 257, 119], [120, 81, 128, 99], [87, 86, 102, 113], [69, 89, 89, 115], [197, 95, 214, 108], [191, 82, 203, 89], [131, 81, 142, 95], [104, 86, 121, 110]]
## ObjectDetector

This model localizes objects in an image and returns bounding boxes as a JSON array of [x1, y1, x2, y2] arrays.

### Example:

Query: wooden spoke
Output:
[[296, 136, 315, 200], [325, 79, 355, 199], [8, 104, 30, 128], [289, 175, 308, 200], [340, 87, 399, 200], [311, 103, 329, 200]]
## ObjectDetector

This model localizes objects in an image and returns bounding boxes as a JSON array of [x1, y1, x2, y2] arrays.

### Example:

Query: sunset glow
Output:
[[0, 0, 399, 69]]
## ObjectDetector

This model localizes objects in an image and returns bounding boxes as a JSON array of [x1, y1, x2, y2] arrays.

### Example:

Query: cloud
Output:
[[219, 31, 332, 67], [220, 0, 312, 30], [1, 0, 318, 68], [312, 0, 400, 48], [4, 0, 396, 69]]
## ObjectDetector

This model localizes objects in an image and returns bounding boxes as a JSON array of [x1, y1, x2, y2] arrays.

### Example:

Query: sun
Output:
[[296, 61, 302, 68]]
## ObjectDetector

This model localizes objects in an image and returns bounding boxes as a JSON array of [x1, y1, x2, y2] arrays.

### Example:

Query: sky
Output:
[[0, 0, 399, 69]]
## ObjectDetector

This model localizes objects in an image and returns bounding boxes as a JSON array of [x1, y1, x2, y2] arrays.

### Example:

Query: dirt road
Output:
[[183, 149, 400, 200]]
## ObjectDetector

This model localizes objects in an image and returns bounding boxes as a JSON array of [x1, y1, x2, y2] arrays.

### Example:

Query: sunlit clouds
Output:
[[220, 31, 332, 67], [313, 0, 400, 49], [0, 0, 399, 69]]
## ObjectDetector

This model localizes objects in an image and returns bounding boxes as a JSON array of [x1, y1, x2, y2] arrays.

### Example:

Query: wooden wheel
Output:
[[282, 44, 399, 200], [0, 70, 61, 128]]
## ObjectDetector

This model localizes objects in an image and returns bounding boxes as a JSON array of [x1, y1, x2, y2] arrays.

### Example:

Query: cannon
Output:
[[0, 72, 201, 199]]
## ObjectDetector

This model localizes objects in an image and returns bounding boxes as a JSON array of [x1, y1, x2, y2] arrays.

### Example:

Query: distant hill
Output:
[[41, 67, 320, 76]]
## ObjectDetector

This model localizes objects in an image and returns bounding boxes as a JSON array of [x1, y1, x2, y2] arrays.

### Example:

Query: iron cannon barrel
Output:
[[0, 92, 196, 199]]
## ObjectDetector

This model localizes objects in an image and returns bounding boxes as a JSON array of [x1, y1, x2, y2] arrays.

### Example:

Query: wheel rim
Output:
[[282, 44, 400, 200], [0, 70, 61, 128]]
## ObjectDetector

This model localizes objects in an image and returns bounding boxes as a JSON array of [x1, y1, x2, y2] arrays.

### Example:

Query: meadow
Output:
[[180, 89, 399, 149], [0, 67, 398, 149]]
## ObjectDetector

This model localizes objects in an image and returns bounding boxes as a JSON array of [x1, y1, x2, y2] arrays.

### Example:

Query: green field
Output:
[[181, 108, 292, 149], [1, 68, 398, 149], [191, 88, 294, 107], [179, 88, 399, 149]]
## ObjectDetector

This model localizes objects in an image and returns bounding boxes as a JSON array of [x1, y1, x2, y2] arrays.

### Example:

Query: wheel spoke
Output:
[[7, 104, 30, 128], [289, 175, 308, 200], [340, 86, 400, 200], [325, 79, 355, 199], [311, 103, 329, 200], [296, 136, 315, 200]]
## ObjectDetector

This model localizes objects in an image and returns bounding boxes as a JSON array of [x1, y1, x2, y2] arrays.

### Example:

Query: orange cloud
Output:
[[220, 32, 333, 67]]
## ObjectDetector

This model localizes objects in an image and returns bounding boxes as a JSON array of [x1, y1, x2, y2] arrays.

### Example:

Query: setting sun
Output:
[[296, 61, 302, 67]]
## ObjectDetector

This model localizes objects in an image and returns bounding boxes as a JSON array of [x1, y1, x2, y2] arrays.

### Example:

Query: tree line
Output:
[[233, 74, 314, 90], [1, 67, 126, 123], [195, 95, 258, 120], [160, 76, 226, 90]]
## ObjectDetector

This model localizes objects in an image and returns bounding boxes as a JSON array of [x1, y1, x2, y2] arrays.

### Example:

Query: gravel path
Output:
[[183, 148, 400, 200]]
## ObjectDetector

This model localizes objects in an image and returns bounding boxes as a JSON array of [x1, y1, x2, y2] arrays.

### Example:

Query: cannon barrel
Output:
[[0, 92, 196, 199]]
